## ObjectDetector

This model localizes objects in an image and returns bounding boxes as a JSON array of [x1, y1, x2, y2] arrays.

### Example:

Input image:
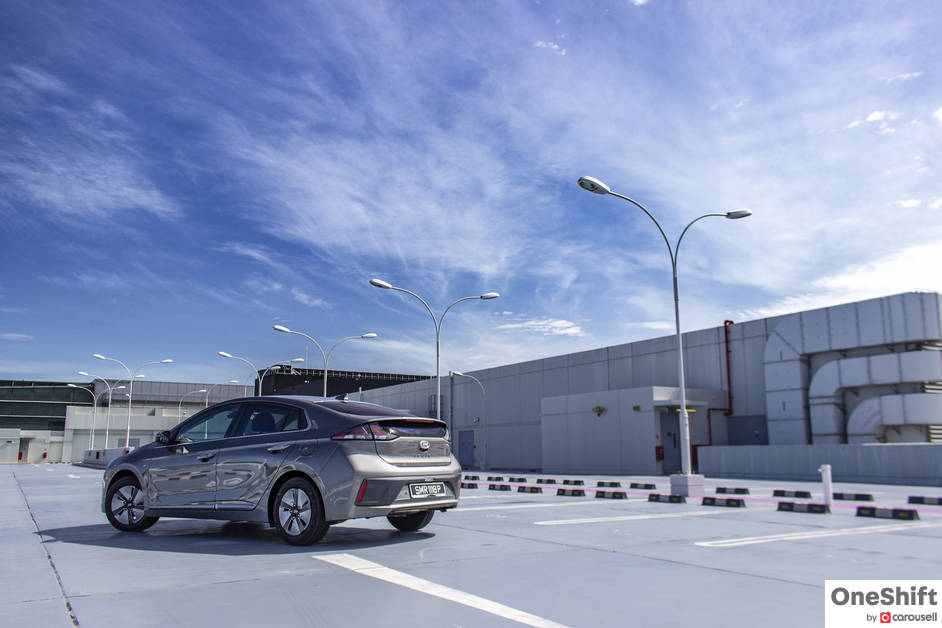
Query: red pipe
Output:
[[724, 320, 734, 416]]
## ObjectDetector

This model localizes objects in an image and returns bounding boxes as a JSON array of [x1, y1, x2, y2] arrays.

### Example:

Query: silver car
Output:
[[101, 396, 461, 544]]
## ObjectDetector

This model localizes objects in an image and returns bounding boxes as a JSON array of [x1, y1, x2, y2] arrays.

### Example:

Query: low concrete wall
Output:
[[699, 443, 942, 487]]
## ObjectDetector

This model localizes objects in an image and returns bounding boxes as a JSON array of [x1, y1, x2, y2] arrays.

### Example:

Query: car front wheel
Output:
[[387, 510, 434, 532], [273, 478, 329, 545], [105, 475, 159, 532]]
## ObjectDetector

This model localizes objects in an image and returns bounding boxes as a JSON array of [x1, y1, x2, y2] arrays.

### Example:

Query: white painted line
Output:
[[67, 474, 80, 479], [314, 553, 570, 628], [535, 510, 726, 526], [459, 499, 644, 513], [696, 521, 942, 548]]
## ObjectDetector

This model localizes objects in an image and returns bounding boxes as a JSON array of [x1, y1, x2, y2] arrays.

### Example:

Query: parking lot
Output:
[[3, 464, 941, 628]]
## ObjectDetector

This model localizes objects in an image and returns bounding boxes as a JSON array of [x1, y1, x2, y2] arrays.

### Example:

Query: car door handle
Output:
[[197, 452, 216, 462], [267, 444, 289, 453]]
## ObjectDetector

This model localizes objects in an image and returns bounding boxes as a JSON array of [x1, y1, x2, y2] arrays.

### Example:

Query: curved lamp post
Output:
[[67, 384, 96, 449], [273, 326, 377, 397], [218, 352, 260, 395], [205, 380, 240, 408], [452, 371, 488, 469], [77, 371, 125, 449], [178, 389, 208, 420], [578, 176, 751, 493], [92, 354, 173, 451], [259, 358, 305, 395], [370, 278, 499, 422]]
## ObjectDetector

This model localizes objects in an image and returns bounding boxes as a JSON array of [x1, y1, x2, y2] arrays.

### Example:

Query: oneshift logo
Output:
[[825, 581, 941, 627], [830, 586, 939, 607]]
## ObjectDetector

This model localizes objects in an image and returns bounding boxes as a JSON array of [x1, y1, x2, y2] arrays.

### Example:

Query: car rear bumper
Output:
[[324, 468, 462, 521]]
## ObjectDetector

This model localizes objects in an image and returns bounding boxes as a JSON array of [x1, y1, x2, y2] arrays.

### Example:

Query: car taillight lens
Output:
[[331, 425, 372, 440], [369, 423, 397, 441], [331, 423, 399, 441]]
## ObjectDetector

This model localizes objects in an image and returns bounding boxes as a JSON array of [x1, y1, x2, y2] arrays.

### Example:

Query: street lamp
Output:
[[452, 371, 488, 469], [218, 352, 260, 395], [273, 326, 378, 397], [370, 278, 499, 422], [77, 371, 125, 450], [205, 380, 240, 407], [259, 358, 305, 395], [578, 175, 751, 496], [92, 354, 173, 451], [67, 384, 96, 450], [178, 389, 208, 420]]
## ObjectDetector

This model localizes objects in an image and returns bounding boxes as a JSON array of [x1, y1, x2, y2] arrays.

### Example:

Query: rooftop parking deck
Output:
[[3, 464, 941, 627]]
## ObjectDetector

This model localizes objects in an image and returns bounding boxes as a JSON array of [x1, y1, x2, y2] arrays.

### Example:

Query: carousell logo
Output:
[[825, 580, 941, 627]]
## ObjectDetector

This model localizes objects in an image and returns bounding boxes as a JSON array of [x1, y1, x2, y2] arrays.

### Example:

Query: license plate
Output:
[[409, 482, 446, 498]]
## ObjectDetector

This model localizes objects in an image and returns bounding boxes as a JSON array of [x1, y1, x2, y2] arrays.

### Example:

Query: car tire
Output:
[[272, 478, 329, 545], [387, 510, 434, 532], [105, 475, 159, 532]]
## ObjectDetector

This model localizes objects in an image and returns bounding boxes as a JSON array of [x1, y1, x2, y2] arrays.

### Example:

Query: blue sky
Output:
[[2, 0, 941, 385]]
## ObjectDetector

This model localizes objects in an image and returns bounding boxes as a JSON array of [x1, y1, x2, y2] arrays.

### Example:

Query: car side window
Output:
[[176, 405, 242, 443], [235, 404, 304, 436]]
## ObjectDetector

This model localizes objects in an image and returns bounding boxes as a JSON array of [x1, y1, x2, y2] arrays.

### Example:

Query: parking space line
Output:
[[314, 553, 570, 628], [534, 510, 726, 526], [459, 499, 645, 512], [696, 521, 942, 548]]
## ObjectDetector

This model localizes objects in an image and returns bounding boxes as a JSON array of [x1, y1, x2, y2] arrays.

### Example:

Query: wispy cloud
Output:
[[496, 317, 585, 337], [897, 199, 922, 208], [0, 333, 32, 341], [534, 41, 567, 56], [0, 64, 178, 222], [886, 71, 923, 83], [291, 288, 328, 309]]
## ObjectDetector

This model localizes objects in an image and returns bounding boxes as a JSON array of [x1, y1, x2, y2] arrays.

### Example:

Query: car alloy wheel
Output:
[[278, 488, 312, 535], [272, 477, 329, 545], [105, 475, 159, 532]]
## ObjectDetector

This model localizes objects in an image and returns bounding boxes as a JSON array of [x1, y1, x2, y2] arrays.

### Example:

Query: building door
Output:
[[18, 438, 30, 463], [457, 430, 474, 468], [659, 412, 681, 473]]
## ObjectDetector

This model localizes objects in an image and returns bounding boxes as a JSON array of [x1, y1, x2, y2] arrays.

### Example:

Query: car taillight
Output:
[[368, 423, 397, 441], [356, 480, 368, 504], [331, 425, 372, 440], [331, 423, 399, 441]]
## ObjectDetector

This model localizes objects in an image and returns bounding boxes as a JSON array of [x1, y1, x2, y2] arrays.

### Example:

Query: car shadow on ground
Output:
[[37, 519, 434, 556]]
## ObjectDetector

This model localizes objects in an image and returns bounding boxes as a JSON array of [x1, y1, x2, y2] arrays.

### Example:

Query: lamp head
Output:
[[134, 374, 145, 378], [452, 371, 465, 376], [480, 292, 500, 300], [197, 389, 207, 393], [289, 358, 304, 363], [218, 351, 233, 358], [67, 383, 78, 388], [726, 209, 752, 219], [578, 176, 611, 195], [160, 359, 173, 364], [361, 333, 378, 339], [273, 325, 291, 333], [370, 278, 393, 289], [115, 386, 126, 390], [92, 353, 107, 360], [77, 370, 89, 376]]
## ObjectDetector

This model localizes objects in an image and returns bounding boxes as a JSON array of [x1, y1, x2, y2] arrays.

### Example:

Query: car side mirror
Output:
[[155, 431, 172, 446]]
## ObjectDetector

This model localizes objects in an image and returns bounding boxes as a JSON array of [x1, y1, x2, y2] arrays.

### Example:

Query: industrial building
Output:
[[358, 292, 942, 485]]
